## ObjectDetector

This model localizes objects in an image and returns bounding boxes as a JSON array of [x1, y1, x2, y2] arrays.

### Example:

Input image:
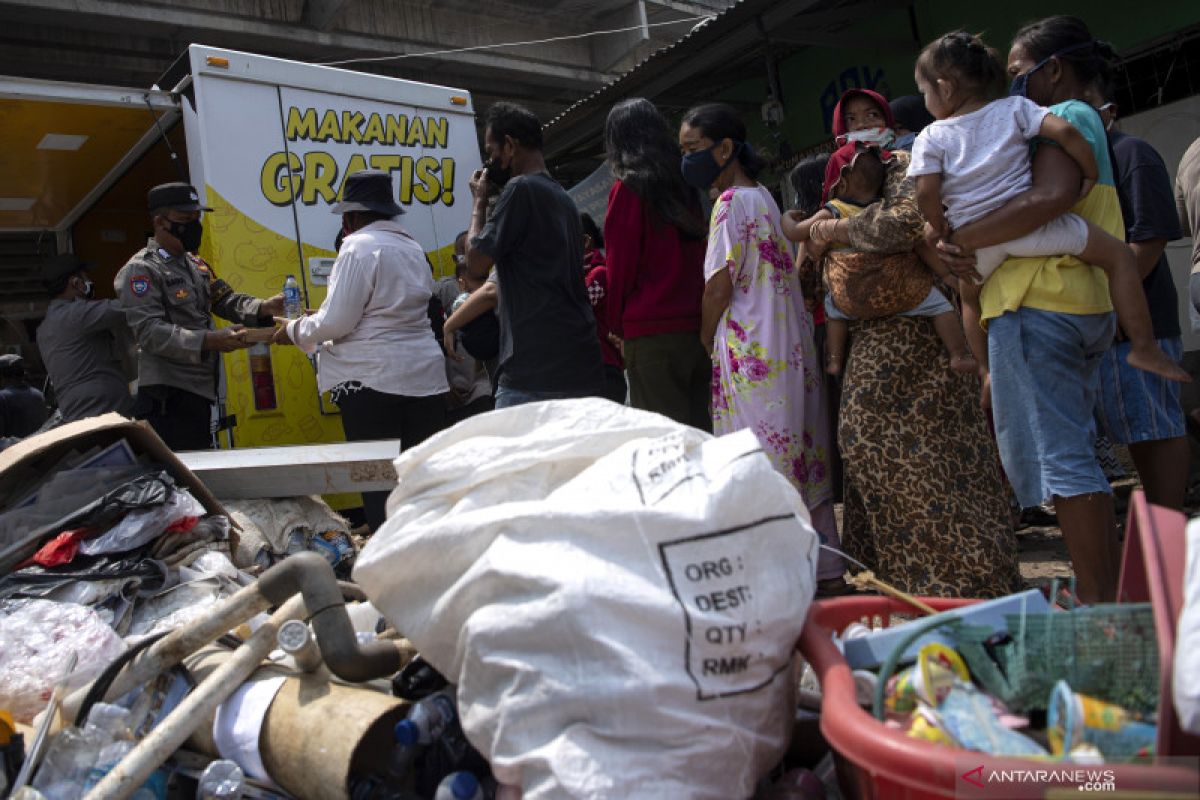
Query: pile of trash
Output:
[[0, 436, 238, 722], [0, 417, 407, 800], [3, 402, 1193, 800]]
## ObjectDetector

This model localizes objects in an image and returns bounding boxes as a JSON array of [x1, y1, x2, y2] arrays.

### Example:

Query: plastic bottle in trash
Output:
[[283, 275, 303, 319], [433, 772, 483, 800], [197, 760, 245, 800], [405, 690, 457, 745], [388, 719, 420, 781]]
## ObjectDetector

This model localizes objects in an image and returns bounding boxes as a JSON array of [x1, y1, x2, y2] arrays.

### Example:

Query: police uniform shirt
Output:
[[115, 239, 264, 401], [37, 296, 136, 421]]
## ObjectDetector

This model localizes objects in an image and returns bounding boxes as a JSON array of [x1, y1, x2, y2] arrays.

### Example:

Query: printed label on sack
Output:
[[632, 431, 701, 506], [659, 514, 798, 700]]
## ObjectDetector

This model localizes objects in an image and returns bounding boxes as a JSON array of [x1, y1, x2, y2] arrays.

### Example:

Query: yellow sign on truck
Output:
[[0, 44, 479, 451]]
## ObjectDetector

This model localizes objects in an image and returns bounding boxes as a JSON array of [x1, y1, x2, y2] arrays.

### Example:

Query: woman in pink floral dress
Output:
[[679, 103, 843, 589]]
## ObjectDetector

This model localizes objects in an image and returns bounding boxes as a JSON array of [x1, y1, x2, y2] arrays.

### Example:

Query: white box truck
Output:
[[0, 44, 480, 452]]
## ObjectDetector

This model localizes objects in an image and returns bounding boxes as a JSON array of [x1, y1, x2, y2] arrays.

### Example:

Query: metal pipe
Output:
[[83, 596, 307, 800], [65, 554, 399, 723], [61, 581, 273, 722], [257, 553, 403, 683], [276, 620, 323, 673]]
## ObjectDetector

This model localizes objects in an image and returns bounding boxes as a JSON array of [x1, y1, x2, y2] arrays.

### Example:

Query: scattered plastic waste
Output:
[[884, 643, 968, 715], [0, 601, 125, 723], [389, 720, 420, 782], [33, 704, 165, 800], [196, 759, 245, 800], [433, 771, 483, 800], [937, 683, 1047, 757], [1048, 680, 1157, 761]]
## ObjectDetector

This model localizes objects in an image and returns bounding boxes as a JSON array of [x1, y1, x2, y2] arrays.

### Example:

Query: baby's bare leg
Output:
[[1078, 222, 1190, 383], [825, 318, 849, 376], [931, 310, 977, 374], [958, 280, 988, 372]]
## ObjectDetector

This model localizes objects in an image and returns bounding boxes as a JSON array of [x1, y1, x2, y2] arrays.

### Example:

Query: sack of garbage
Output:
[[355, 399, 819, 800], [224, 496, 355, 574]]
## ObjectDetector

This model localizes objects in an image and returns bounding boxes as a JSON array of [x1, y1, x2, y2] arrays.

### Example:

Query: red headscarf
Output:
[[824, 89, 895, 200], [830, 88, 895, 139]]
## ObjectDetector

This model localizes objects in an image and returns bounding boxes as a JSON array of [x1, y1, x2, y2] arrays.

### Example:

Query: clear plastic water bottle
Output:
[[433, 771, 483, 800], [283, 275, 303, 319], [388, 719, 420, 781], [404, 690, 457, 746], [197, 760, 244, 800]]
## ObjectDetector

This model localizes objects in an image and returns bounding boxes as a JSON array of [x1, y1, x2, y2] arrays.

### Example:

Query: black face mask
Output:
[[168, 219, 203, 253], [485, 156, 512, 190]]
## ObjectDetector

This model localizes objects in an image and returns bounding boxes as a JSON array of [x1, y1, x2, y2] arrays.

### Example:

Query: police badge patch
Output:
[[130, 275, 150, 297]]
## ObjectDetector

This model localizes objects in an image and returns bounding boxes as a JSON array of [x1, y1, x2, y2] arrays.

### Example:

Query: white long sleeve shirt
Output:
[[288, 219, 449, 397]]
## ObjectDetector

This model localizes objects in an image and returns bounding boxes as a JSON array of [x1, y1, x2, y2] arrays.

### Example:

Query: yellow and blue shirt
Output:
[[980, 99, 1118, 322]]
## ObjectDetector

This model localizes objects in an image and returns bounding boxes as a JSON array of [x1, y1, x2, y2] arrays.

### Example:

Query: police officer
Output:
[[37, 254, 136, 422], [116, 182, 283, 450]]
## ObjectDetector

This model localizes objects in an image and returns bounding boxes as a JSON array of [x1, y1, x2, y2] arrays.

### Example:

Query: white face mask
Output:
[[1098, 103, 1117, 132], [838, 127, 895, 149]]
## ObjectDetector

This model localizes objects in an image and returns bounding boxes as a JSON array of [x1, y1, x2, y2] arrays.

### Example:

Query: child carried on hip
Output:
[[908, 29, 1188, 383]]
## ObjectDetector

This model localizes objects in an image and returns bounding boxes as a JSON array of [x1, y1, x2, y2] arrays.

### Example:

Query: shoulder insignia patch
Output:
[[130, 275, 151, 297]]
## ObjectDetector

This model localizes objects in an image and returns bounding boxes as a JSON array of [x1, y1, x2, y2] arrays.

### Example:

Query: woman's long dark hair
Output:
[[1012, 15, 1118, 88], [605, 98, 707, 239], [680, 102, 767, 179]]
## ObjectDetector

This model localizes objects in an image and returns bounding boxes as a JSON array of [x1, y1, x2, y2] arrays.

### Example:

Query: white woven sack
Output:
[[355, 398, 818, 799]]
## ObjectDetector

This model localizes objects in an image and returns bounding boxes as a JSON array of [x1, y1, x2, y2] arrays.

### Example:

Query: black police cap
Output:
[[147, 182, 213, 213]]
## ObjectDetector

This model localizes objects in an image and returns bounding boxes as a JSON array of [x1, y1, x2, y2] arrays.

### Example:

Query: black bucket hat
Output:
[[331, 169, 404, 216]]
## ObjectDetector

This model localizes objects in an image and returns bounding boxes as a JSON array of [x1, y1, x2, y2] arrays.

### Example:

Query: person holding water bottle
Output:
[[117, 182, 284, 450], [273, 169, 448, 531]]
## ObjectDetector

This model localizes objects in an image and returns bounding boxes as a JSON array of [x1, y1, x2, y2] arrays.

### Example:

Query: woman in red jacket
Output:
[[604, 98, 711, 430]]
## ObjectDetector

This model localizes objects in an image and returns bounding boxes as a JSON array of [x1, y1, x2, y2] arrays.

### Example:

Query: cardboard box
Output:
[[0, 413, 234, 572]]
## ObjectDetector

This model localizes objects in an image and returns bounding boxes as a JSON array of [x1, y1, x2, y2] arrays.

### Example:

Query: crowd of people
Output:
[[7, 14, 1199, 605]]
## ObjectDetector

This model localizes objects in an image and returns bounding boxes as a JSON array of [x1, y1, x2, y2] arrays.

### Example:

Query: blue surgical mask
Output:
[[1009, 41, 1095, 98], [680, 141, 742, 190]]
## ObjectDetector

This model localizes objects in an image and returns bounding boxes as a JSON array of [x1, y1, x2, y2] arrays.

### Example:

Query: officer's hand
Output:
[[259, 294, 285, 318], [203, 326, 249, 352], [271, 321, 293, 346]]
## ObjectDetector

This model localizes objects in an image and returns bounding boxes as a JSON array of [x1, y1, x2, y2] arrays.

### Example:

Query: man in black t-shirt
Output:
[[1090, 90, 1189, 510], [464, 102, 603, 407]]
